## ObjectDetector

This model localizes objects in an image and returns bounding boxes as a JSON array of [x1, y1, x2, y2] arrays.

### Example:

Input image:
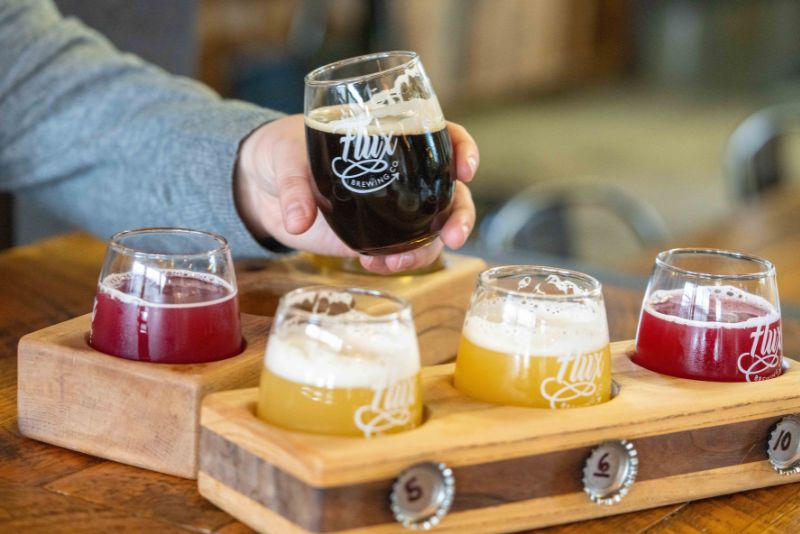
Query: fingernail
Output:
[[395, 253, 414, 272], [285, 203, 306, 224], [467, 155, 478, 175], [461, 221, 472, 238]]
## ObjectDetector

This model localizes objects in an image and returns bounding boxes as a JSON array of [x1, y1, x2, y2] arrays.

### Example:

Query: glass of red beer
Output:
[[89, 228, 242, 363], [633, 248, 781, 382]]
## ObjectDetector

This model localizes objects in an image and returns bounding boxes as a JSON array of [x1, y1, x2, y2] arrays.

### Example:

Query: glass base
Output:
[[354, 233, 440, 256], [309, 254, 445, 276]]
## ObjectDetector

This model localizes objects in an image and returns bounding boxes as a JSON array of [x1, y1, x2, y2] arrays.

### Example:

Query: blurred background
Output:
[[9, 0, 800, 275]]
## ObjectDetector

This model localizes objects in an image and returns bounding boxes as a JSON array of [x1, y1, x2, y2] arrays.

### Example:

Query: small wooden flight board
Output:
[[198, 341, 800, 533], [236, 252, 487, 366], [17, 313, 270, 479]]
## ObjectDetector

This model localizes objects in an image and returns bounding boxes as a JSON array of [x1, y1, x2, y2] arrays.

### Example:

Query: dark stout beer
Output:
[[305, 102, 454, 255]]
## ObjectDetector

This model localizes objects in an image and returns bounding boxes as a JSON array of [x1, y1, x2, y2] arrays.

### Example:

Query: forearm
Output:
[[0, 0, 282, 257]]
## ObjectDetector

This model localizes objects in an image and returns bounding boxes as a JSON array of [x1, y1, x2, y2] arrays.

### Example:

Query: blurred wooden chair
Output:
[[724, 102, 800, 199], [478, 179, 669, 262]]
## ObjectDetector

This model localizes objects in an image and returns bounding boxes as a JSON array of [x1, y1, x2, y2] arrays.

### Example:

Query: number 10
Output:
[[774, 429, 793, 452]]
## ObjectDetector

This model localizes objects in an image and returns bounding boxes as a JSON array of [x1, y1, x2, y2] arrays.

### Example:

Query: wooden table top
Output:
[[2, 232, 800, 533], [627, 186, 800, 305]]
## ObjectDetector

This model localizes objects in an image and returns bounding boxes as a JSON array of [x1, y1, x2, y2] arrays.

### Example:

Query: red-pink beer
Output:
[[88, 228, 243, 364], [634, 286, 782, 382]]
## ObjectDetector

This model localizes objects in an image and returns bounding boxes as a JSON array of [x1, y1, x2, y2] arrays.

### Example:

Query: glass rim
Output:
[[278, 285, 411, 323], [654, 248, 776, 281], [304, 50, 419, 87], [478, 265, 603, 301], [108, 227, 230, 260]]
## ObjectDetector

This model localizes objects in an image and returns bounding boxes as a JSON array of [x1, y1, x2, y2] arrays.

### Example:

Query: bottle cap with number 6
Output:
[[582, 440, 638, 505], [390, 461, 455, 530]]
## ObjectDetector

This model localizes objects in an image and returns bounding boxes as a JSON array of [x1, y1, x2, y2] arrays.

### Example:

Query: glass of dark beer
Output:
[[633, 248, 782, 382], [304, 51, 454, 255]]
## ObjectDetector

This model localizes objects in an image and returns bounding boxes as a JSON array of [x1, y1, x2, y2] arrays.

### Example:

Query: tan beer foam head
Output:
[[305, 99, 446, 136], [463, 299, 610, 357], [265, 316, 421, 389], [644, 285, 780, 329], [99, 270, 237, 309]]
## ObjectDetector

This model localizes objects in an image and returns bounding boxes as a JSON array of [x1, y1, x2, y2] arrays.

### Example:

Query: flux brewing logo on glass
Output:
[[325, 65, 434, 194], [737, 321, 782, 381], [525, 274, 609, 409], [540, 349, 607, 408], [354, 375, 417, 438], [332, 128, 400, 193]]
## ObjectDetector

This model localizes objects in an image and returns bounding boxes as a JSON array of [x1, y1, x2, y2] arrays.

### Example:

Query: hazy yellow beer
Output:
[[454, 266, 612, 409], [256, 286, 423, 438]]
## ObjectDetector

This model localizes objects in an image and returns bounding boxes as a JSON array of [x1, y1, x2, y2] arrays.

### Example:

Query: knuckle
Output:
[[278, 175, 309, 195]]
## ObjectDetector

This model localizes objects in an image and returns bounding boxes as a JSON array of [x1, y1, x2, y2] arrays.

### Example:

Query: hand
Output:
[[235, 114, 479, 274]]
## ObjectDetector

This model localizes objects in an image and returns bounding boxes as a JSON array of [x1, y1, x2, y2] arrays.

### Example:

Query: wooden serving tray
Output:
[[15, 252, 485, 480], [17, 313, 270, 479], [198, 341, 800, 533], [236, 252, 487, 366]]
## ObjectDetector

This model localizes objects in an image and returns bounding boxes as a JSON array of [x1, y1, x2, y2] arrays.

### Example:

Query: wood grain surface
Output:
[[197, 343, 800, 532], [2, 231, 800, 533], [198, 412, 788, 532], [199, 342, 800, 489], [17, 313, 270, 479]]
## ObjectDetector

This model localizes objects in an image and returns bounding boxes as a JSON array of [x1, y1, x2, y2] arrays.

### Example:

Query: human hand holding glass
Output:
[[234, 53, 479, 274]]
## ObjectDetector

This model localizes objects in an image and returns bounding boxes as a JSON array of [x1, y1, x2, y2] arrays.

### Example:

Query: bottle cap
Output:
[[767, 416, 800, 475], [582, 440, 638, 505], [390, 461, 455, 530]]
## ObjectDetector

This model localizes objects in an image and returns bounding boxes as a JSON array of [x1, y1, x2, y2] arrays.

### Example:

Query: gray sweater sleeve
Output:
[[0, 0, 284, 257]]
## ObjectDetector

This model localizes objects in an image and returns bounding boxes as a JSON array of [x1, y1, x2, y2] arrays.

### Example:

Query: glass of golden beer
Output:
[[257, 286, 423, 437], [454, 266, 612, 409]]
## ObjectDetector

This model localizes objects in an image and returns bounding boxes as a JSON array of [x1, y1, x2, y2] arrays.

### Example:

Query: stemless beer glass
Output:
[[633, 248, 782, 382], [454, 266, 612, 409], [89, 228, 242, 363], [257, 286, 423, 437], [304, 51, 454, 255]]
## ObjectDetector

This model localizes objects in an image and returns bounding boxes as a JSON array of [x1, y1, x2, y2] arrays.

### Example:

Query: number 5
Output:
[[405, 476, 423, 502]]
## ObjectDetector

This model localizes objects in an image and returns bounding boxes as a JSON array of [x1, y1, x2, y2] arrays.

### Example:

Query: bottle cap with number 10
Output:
[[768, 416, 800, 474]]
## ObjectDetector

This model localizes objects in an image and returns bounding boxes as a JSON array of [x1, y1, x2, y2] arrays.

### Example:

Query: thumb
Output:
[[271, 138, 318, 235]]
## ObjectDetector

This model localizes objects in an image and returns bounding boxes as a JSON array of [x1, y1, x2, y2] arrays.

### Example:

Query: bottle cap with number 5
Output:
[[390, 461, 455, 530], [582, 440, 638, 505]]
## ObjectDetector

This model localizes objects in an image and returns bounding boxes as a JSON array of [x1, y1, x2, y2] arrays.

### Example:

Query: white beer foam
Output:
[[463, 299, 609, 357], [265, 317, 420, 389], [643, 286, 780, 329], [305, 99, 447, 136], [98, 270, 236, 309]]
